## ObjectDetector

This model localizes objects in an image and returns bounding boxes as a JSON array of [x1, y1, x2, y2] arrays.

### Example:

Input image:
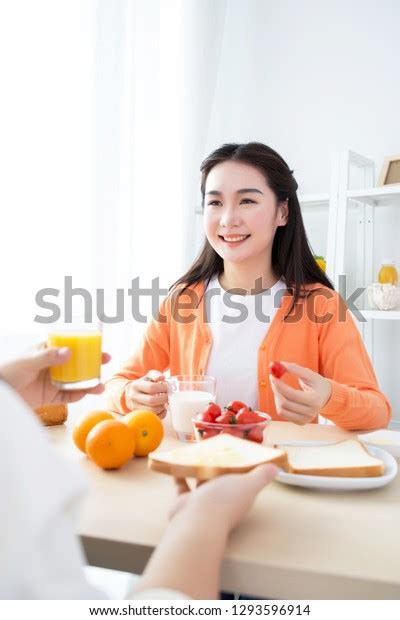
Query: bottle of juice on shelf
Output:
[[314, 255, 326, 272], [378, 260, 398, 286]]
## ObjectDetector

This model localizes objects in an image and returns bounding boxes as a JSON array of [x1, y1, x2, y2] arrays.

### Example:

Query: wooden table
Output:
[[48, 415, 400, 599]]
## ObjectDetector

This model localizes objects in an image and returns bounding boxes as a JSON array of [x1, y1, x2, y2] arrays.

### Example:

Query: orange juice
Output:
[[48, 331, 102, 387], [378, 262, 398, 286]]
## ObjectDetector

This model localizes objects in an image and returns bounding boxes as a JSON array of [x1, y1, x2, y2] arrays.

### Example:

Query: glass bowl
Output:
[[192, 411, 271, 444]]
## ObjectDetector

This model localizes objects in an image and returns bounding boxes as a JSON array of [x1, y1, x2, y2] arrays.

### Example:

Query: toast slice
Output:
[[149, 433, 289, 480], [277, 439, 385, 478]]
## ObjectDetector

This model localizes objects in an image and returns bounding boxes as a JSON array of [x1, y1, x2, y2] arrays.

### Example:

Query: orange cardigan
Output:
[[105, 281, 391, 431]]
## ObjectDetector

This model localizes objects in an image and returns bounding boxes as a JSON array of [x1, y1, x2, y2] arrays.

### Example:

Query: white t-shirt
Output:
[[205, 275, 287, 411], [0, 381, 187, 600]]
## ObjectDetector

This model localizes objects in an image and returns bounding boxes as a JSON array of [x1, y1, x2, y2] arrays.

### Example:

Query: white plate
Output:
[[275, 443, 398, 491], [358, 430, 400, 458]]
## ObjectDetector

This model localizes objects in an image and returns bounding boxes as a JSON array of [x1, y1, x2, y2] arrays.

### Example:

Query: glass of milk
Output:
[[166, 375, 217, 442]]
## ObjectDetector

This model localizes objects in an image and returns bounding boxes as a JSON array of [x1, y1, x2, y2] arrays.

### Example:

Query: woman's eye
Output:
[[207, 198, 255, 207]]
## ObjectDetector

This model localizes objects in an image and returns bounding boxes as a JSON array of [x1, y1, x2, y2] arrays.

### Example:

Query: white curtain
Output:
[[0, 0, 228, 368], [0, 0, 96, 360], [93, 0, 228, 369]]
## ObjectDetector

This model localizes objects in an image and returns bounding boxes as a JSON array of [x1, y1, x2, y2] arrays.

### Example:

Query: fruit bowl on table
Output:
[[192, 411, 271, 444]]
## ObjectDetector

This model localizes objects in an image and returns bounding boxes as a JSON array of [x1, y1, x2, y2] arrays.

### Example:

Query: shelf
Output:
[[347, 185, 400, 206], [353, 309, 400, 321], [298, 193, 330, 207]]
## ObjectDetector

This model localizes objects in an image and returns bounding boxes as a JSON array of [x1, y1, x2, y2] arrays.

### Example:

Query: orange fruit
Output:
[[86, 420, 136, 470], [72, 409, 115, 453], [123, 409, 164, 456]]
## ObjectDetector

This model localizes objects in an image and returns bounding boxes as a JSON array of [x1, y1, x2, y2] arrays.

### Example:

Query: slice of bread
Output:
[[149, 433, 289, 480], [277, 439, 385, 478]]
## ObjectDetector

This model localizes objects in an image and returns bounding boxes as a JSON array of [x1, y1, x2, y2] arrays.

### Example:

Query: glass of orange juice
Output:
[[48, 318, 102, 390]]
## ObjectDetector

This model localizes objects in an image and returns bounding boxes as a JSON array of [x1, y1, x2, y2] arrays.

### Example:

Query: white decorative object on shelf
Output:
[[366, 283, 400, 311]]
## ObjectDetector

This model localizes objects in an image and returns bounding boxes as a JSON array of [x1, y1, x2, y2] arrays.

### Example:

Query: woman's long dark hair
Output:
[[170, 142, 333, 308]]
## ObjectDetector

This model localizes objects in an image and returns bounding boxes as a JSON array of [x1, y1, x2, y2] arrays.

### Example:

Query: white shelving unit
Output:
[[346, 186, 400, 206], [362, 310, 400, 321], [309, 150, 400, 430], [332, 152, 400, 355]]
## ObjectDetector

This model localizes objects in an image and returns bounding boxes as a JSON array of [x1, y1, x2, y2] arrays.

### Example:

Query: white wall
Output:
[[195, 0, 400, 424], [206, 0, 400, 190]]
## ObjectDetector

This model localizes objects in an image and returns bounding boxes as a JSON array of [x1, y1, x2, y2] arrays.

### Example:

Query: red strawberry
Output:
[[270, 361, 286, 379], [225, 400, 247, 414], [215, 412, 237, 425], [247, 427, 264, 443], [202, 402, 221, 421]]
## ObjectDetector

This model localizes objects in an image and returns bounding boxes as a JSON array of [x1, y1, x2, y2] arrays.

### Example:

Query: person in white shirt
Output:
[[0, 345, 277, 600]]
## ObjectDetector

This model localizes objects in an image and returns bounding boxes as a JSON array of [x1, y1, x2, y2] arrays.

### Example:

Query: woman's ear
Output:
[[277, 199, 289, 226]]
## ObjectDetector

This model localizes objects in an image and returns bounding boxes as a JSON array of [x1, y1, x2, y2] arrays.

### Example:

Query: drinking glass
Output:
[[48, 318, 102, 390], [166, 375, 217, 442]]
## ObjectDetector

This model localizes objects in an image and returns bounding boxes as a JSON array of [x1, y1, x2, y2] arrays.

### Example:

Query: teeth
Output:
[[222, 235, 248, 242]]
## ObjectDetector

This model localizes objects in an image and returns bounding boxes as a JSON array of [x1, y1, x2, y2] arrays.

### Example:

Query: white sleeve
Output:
[[0, 381, 104, 599]]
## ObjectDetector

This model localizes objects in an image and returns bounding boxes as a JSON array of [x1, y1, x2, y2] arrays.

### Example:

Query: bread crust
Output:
[[149, 450, 289, 480], [287, 464, 384, 477]]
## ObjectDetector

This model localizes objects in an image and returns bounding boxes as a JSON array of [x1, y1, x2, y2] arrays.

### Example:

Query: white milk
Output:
[[168, 390, 215, 433]]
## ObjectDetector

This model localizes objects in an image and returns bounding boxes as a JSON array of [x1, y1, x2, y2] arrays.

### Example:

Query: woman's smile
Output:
[[218, 233, 251, 246]]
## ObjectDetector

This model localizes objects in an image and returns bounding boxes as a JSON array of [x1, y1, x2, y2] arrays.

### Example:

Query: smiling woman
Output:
[[203, 163, 289, 293], [173, 142, 333, 301], [106, 141, 391, 433]]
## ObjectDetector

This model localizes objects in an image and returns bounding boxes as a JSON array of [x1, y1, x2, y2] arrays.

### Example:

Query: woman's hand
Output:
[[126, 370, 168, 419], [269, 361, 332, 425], [170, 464, 278, 530], [0, 345, 111, 409]]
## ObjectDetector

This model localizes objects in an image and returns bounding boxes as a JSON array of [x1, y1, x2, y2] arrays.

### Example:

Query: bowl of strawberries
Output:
[[192, 401, 271, 444]]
